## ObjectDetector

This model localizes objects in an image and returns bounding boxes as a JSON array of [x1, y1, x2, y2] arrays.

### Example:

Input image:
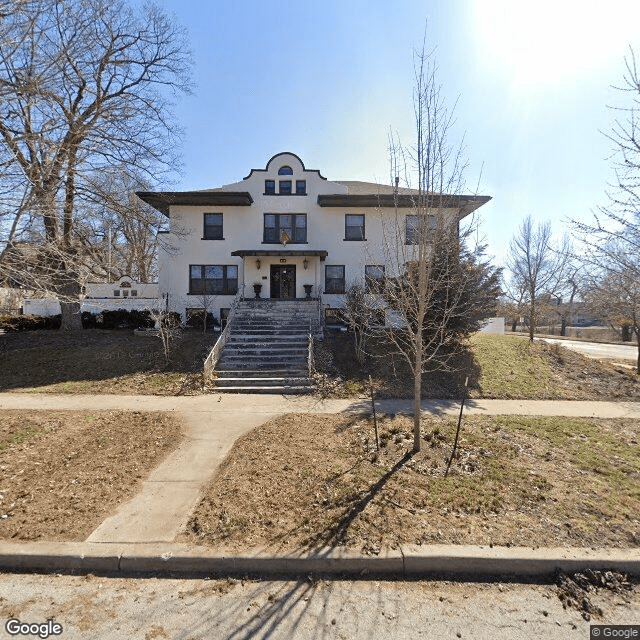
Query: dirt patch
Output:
[[0, 410, 184, 541], [182, 413, 640, 554], [0, 329, 216, 395]]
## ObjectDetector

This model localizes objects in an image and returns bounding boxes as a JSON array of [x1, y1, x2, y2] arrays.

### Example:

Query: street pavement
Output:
[[538, 337, 638, 363], [1, 573, 638, 640]]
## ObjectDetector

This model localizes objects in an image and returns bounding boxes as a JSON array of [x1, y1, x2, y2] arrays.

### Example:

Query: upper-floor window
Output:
[[325, 265, 345, 294], [263, 214, 307, 244], [365, 265, 385, 293], [278, 165, 293, 175], [279, 180, 292, 195], [405, 214, 437, 244], [296, 180, 306, 195], [203, 212, 223, 240], [265, 180, 275, 194], [189, 265, 238, 295], [345, 214, 365, 241]]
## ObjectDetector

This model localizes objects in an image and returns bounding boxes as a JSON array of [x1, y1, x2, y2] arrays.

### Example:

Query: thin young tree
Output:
[[378, 42, 500, 453], [0, 0, 192, 329]]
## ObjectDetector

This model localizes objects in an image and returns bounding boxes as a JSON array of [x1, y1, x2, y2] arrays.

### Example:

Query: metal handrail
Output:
[[203, 292, 242, 380], [307, 332, 315, 378]]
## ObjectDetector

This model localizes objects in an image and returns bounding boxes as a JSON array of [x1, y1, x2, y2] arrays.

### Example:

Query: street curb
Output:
[[0, 542, 638, 580]]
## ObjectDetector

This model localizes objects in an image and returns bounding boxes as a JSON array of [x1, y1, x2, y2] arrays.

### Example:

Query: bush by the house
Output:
[[0, 314, 62, 331], [95, 309, 156, 330]]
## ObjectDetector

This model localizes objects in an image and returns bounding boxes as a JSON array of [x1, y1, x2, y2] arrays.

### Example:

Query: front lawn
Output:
[[182, 412, 640, 553]]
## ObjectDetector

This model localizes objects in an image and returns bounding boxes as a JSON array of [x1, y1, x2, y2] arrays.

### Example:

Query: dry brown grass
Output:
[[183, 412, 640, 554]]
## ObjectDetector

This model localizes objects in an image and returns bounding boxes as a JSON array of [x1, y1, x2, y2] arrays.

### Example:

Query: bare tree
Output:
[[571, 46, 640, 370], [83, 167, 166, 283], [376, 43, 501, 453], [0, 0, 192, 329], [506, 217, 570, 342], [553, 258, 584, 336]]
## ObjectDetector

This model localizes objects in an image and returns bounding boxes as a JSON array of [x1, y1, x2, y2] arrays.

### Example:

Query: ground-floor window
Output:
[[325, 265, 345, 294], [189, 265, 238, 295]]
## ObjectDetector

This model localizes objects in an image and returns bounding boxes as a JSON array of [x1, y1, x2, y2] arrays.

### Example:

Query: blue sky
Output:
[[154, 0, 640, 268]]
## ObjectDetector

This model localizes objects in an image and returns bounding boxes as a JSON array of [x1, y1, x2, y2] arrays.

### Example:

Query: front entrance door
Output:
[[270, 265, 296, 299]]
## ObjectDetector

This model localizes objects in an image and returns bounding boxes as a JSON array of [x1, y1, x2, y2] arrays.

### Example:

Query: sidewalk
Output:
[[1, 391, 639, 578]]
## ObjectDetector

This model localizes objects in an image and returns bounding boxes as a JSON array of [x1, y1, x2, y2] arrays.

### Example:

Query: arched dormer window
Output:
[[278, 166, 293, 175]]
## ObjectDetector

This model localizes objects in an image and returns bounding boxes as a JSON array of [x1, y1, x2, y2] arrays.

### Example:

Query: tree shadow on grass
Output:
[[278, 450, 414, 556]]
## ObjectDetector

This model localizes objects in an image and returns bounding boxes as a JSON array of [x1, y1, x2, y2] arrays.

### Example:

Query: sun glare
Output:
[[475, 0, 640, 86]]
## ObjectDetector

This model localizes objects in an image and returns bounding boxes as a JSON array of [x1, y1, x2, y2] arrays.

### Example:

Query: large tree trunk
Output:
[[60, 300, 82, 331]]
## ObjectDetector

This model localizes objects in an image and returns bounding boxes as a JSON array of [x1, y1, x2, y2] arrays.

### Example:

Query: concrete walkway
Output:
[[1, 391, 640, 418], [1, 392, 639, 577]]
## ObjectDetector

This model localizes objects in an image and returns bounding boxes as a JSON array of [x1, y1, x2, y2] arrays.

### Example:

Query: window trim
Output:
[[325, 265, 345, 294], [344, 214, 366, 241], [188, 264, 238, 296], [262, 213, 308, 244], [203, 212, 224, 240], [405, 214, 438, 244]]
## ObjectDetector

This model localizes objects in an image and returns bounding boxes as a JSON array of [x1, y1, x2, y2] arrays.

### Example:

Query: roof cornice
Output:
[[136, 191, 253, 215], [317, 193, 491, 216]]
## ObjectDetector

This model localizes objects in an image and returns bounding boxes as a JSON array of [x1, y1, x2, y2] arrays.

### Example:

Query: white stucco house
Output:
[[136, 152, 491, 326]]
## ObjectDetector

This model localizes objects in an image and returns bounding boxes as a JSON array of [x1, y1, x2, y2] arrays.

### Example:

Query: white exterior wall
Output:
[[157, 153, 465, 321]]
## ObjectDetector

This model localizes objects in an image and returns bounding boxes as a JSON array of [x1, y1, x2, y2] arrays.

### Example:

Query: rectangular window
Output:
[[279, 180, 292, 195], [113, 290, 120, 297], [345, 214, 365, 240], [405, 214, 438, 244], [325, 265, 345, 294], [131, 290, 138, 297], [263, 213, 307, 243], [365, 265, 385, 293], [265, 180, 275, 194], [189, 265, 238, 295], [296, 180, 306, 195], [203, 213, 223, 240]]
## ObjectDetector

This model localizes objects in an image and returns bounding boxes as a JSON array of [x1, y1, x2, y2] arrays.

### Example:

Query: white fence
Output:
[[23, 298, 161, 316]]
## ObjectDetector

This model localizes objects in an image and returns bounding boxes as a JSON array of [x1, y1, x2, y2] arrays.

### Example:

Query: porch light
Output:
[[303, 258, 309, 270], [255, 258, 261, 270]]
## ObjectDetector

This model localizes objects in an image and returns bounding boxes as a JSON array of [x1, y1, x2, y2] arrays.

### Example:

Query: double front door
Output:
[[270, 265, 296, 299]]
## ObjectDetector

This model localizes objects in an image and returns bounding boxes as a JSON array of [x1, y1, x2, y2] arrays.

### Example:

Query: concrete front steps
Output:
[[213, 299, 321, 394]]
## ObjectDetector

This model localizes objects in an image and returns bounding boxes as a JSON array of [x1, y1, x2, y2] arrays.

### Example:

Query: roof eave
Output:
[[136, 191, 254, 215]]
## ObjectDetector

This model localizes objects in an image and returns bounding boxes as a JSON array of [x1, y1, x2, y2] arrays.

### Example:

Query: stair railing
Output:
[[203, 292, 242, 381], [307, 329, 315, 379]]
